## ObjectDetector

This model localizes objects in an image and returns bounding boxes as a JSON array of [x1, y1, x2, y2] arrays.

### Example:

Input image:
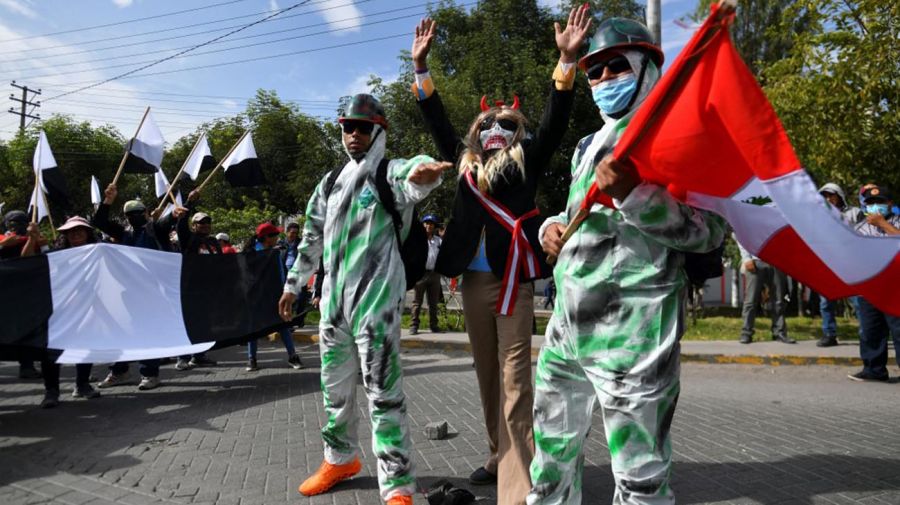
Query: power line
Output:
[[0, 0, 362, 57], [44, 33, 409, 87], [43, 0, 315, 103], [4, 2, 422, 73], [17, 11, 426, 81], [0, 0, 255, 44], [31, 87, 336, 104]]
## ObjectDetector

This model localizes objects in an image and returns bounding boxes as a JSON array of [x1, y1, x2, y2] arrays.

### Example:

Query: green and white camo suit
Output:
[[527, 109, 726, 503], [284, 127, 440, 501]]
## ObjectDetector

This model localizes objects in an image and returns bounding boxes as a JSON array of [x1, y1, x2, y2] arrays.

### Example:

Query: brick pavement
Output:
[[0, 343, 898, 504]]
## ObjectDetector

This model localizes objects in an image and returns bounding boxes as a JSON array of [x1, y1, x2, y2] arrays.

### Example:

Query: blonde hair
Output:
[[459, 107, 528, 193]]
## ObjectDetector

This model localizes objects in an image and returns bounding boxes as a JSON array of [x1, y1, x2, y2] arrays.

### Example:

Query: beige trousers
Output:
[[461, 271, 535, 505]]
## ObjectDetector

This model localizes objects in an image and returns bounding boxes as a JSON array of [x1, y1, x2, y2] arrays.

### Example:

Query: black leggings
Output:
[[41, 359, 92, 394]]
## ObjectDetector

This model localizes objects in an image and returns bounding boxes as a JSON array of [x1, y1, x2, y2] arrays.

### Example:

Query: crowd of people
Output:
[[2, 8, 898, 505]]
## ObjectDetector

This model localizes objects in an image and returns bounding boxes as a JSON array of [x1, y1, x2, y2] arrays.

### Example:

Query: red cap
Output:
[[256, 222, 282, 238]]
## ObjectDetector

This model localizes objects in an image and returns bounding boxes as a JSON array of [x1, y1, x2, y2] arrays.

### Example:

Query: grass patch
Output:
[[299, 310, 859, 342]]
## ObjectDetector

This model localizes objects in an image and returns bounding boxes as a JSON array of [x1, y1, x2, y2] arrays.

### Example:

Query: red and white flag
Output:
[[597, 3, 900, 315]]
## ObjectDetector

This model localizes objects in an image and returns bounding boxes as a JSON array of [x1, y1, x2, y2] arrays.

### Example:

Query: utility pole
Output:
[[647, 0, 661, 46], [9, 80, 41, 133]]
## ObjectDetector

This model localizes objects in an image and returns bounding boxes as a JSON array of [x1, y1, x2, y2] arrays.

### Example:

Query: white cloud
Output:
[[342, 70, 397, 97], [0, 0, 36, 18], [112, 0, 134, 7], [316, 0, 363, 33], [268, 0, 279, 12], [0, 20, 211, 144]]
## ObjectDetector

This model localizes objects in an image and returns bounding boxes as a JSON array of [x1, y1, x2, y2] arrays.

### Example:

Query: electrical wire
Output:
[[0, 0, 256, 44], [18, 11, 426, 80], [42, 0, 315, 103]]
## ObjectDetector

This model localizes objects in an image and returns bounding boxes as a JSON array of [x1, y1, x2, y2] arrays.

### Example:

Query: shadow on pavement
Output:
[[583, 455, 900, 504]]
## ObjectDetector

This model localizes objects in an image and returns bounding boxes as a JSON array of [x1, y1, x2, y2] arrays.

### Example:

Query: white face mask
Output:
[[479, 122, 516, 151]]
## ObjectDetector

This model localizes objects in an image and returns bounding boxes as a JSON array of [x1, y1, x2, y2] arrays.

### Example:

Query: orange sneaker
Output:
[[298, 457, 362, 496], [386, 495, 413, 505]]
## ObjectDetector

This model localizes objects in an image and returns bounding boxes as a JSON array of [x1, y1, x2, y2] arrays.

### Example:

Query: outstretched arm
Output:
[[411, 18, 464, 163]]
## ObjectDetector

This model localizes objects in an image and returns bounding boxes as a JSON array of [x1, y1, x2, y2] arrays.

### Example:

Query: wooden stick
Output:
[[153, 133, 205, 213], [547, 0, 737, 264], [111, 106, 151, 186], [195, 130, 248, 194]]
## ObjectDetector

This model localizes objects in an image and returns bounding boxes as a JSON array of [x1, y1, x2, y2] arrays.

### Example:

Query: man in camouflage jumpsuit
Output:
[[279, 94, 449, 505], [528, 19, 726, 505]]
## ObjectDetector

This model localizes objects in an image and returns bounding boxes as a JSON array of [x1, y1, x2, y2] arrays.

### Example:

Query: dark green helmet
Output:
[[578, 17, 664, 71], [339, 93, 388, 129]]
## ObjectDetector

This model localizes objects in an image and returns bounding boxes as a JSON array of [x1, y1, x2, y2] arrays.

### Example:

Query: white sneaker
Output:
[[137, 376, 160, 390], [97, 372, 130, 388]]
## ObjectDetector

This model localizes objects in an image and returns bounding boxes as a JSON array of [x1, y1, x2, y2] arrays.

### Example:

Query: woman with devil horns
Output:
[[410, 7, 591, 504]]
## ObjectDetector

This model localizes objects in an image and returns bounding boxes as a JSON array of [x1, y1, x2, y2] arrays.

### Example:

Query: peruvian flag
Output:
[[593, 2, 900, 315]]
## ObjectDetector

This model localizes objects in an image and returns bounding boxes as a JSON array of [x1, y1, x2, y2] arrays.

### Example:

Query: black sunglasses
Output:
[[341, 120, 375, 135], [586, 56, 631, 80], [479, 117, 518, 132]]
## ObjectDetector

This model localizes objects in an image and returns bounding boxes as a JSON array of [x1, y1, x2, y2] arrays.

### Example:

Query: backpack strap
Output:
[[323, 164, 344, 199], [374, 158, 403, 246]]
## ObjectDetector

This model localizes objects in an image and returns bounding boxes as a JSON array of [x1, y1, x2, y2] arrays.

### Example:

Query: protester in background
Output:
[[21, 217, 101, 407], [277, 93, 448, 505], [279, 222, 310, 328], [216, 233, 236, 254], [92, 183, 173, 391], [247, 222, 303, 372], [737, 239, 795, 344], [173, 192, 220, 371], [411, 10, 586, 497], [848, 186, 900, 382], [542, 279, 555, 310], [816, 182, 863, 347], [531, 17, 725, 504], [1, 210, 44, 380], [410, 214, 443, 335]]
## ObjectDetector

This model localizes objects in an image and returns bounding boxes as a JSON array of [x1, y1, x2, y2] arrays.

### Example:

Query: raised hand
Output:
[[412, 18, 436, 70], [555, 3, 592, 63], [594, 155, 639, 201], [408, 161, 453, 185], [104, 183, 118, 205]]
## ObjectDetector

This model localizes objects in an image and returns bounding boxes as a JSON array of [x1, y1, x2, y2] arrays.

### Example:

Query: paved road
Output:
[[0, 343, 898, 505]]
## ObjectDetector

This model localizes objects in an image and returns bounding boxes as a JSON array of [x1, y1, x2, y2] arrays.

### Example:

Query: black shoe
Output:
[[816, 336, 838, 348], [287, 355, 303, 370], [739, 335, 752, 344], [409, 326, 419, 336], [245, 359, 258, 372], [848, 370, 889, 382], [468, 467, 496, 485], [774, 334, 797, 344], [430, 328, 442, 334], [40, 391, 59, 409]]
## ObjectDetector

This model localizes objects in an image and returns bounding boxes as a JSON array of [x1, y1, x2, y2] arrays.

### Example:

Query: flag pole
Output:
[[547, 0, 737, 264], [195, 131, 248, 194], [111, 106, 151, 186], [154, 134, 205, 213], [40, 188, 57, 241]]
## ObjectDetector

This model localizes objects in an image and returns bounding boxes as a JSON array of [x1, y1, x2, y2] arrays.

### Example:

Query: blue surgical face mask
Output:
[[866, 203, 891, 216], [591, 73, 638, 116]]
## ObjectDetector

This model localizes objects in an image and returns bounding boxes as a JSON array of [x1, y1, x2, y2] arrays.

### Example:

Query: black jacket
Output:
[[92, 203, 174, 252], [419, 84, 574, 281]]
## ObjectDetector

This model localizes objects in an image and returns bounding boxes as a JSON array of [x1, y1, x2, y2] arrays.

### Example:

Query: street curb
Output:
[[291, 333, 863, 366]]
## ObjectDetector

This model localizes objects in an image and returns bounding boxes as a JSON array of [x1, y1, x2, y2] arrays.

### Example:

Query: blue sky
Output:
[[0, 0, 698, 143]]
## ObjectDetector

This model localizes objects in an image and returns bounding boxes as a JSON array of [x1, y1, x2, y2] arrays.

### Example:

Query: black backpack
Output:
[[574, 134, 724, 286], [323, 158, 427, 290]]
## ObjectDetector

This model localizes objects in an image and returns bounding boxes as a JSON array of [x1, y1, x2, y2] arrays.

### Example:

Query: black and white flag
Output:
[[180, 132, 216, 181], [0, 244, 286, 364], [154, 168, 171, 198], [90, 175, 101, 208], [34, 130, 69, 210], [223, 132, 265, 187], [122, 111, 165, 174], [28, 171, 49, 224]]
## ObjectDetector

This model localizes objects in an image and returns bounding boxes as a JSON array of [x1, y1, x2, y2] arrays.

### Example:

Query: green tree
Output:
[[689, 0, 814, 78], [763, 0, 899, 192], [376, 0, 641, 219]]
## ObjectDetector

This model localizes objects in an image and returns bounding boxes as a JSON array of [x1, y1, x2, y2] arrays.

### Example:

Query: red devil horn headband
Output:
[[479, 94, 520, 112]]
